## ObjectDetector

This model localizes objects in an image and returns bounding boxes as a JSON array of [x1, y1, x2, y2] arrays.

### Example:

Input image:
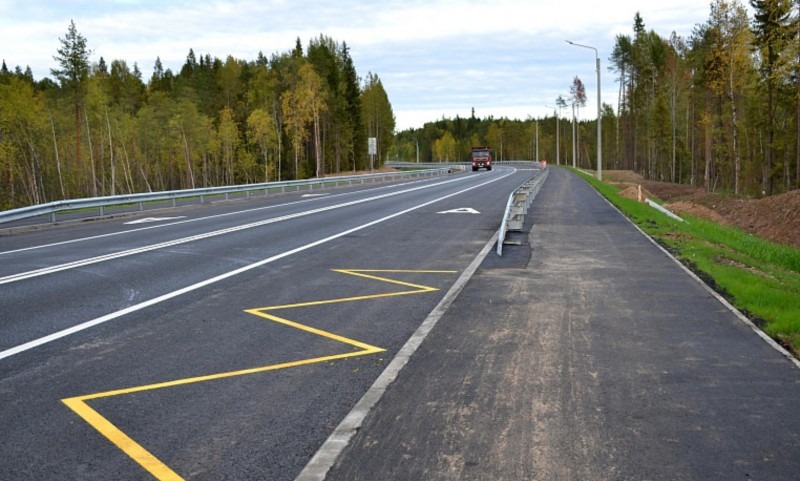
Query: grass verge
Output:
[[578, 170, 800, 355]]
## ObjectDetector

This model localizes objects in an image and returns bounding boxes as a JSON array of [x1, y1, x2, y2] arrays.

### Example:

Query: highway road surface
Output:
[[5, 165, 800, 481], [0, 167, 534, 480], [322, 167, 800, 481]]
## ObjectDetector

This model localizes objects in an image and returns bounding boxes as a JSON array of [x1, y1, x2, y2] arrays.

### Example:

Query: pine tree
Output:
[[361, 72, 394, 166], [750, 0, 793, 195], [341, 42, 363, 171], [610, 34, 634, 169], [51, 20, 91, 175]]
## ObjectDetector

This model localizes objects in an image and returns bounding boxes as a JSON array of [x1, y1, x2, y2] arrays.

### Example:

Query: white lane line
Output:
[[0, 175, 479, 285], [0, 171, 512, 361], [0, 175, 455, 257], [295, 223, 500, 481], [124, 217, 186, 224]]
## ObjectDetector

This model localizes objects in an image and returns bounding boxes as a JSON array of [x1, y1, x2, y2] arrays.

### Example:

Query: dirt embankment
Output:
[[603, 170, 800, 249]]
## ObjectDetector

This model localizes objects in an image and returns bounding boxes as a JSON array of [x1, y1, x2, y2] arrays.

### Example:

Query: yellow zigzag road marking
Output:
[[61, 269, 456, 481]]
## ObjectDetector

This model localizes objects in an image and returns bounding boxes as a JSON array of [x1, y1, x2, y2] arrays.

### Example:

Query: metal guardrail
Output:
[[386, 161, 468, 170], [494, 160, 544, 168], [0, 168, 452, 226], [387, 160, 541, 170], [497, 167, 549, 256]]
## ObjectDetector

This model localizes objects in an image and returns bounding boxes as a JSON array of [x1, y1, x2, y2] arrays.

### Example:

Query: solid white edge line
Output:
[[0, 171, 512, 362], [587, 173, 800, 370], [294, 229, 500, 481]]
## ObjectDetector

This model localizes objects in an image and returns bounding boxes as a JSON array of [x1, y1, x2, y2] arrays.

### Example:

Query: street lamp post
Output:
[[566, 40, 602, 180], [415, 139, 419, 163]]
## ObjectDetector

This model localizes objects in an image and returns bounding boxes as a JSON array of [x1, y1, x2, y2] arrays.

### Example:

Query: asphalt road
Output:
[[6, 165, 800, 481], [0, 167, 535, 480], [323, 167, 800, 481]]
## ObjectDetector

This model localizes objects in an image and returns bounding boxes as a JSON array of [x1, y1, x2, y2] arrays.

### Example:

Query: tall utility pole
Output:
[[571, 102, 577, 168], [567, 40, 602, 180], [548, 103, 563, 165], [555, 110, 560, 165]]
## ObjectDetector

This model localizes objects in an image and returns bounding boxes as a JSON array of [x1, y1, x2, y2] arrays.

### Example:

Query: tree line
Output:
[[395, 110, 543, 165], [397, 1, 800, 198], [0, 21, 395, 210], [609, 0, 800, 196]]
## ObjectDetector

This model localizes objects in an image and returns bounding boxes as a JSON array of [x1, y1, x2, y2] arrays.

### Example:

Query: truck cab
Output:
[[471, 147, 492, 171]]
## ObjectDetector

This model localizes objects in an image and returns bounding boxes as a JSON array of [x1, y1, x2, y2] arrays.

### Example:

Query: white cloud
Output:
[[0, 0, 713, 130]]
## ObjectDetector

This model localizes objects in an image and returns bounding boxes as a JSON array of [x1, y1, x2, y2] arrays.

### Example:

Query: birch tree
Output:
[[247, 108, 278, 182], [281, 66, 313, 179], [217, 107, 239, 185]]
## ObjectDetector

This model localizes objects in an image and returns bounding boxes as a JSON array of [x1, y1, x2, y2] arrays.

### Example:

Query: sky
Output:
[[0, 0, 714, 131]]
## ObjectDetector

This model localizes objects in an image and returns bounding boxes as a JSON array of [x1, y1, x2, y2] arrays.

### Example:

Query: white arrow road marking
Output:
[[437, 208, 480, 214]]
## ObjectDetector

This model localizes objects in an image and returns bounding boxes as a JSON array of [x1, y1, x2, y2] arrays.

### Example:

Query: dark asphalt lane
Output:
[[0, 167, 535, 480], [0, 173, 475, 276], [0, 169, 524, 352], [324, 166, 800, 481]]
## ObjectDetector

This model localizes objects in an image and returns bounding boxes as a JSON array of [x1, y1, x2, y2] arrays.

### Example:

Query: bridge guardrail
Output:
[[0, 168, 452, 226]]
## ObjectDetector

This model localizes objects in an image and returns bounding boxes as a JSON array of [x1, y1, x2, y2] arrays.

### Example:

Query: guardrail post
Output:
[[50, 212, 56, 223], [99, 206, 104, 216]]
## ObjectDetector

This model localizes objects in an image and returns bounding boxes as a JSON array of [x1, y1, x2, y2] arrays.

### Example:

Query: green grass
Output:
[[578, 169, 800, 354]]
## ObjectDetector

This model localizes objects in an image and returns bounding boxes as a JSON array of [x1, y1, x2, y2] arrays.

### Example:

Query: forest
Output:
[[4, 1, 800, 211], [0, 21, 395, 210], [397, 0, 800, 198]]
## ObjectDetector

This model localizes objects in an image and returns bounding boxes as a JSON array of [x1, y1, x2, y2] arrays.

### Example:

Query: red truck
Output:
[[471, 146, 493, 171]]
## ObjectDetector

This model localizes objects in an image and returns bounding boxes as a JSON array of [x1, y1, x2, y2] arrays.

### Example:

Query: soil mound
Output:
[[619, 185, 646, 201], [606, 171, 800, 248], [714, 190, 800, 248], [665, 201, 728, 225]]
